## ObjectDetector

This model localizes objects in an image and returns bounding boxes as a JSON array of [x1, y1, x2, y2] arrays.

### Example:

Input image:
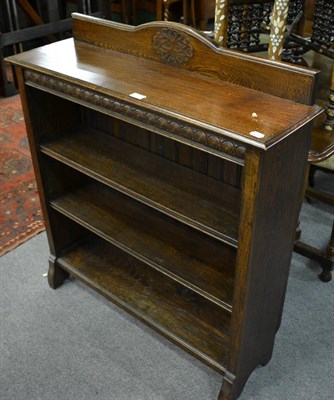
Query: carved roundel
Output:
[[153, 28, 193, 66]]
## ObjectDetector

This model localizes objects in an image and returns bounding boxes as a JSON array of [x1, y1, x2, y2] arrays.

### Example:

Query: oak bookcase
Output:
[[8, 14, 322, 399]]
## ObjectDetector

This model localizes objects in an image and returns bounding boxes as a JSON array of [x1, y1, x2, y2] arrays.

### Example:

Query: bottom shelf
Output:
[[56, 235, 231, 372]]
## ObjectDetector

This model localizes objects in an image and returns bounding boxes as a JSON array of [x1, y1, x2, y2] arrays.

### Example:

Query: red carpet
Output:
[[0, 95, 44, 256]]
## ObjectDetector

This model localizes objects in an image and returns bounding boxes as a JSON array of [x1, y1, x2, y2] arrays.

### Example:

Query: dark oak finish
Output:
[[49, 179, 236, 309], [7, 14, 322, 400], [40, 128, 241, 246], [57, 235, 231, 370]]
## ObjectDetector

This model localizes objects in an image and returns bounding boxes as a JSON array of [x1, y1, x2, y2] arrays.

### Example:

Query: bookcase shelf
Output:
[[40, 127, 241, 246], [49, 179, 236, 310], [57, 234, 231, 371], [7, 13, 321, 400]]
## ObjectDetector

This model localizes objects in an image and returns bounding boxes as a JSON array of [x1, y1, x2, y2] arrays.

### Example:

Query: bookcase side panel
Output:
[[14, 67, 55, 254], [15, 70, 85, 256], [225, 125, 312, 399]]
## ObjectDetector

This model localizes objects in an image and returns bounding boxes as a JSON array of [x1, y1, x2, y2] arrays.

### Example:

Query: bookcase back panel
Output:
[[84, 108, 242, 189], [39, 156, 237, 305], [27, 86, 82, 143]]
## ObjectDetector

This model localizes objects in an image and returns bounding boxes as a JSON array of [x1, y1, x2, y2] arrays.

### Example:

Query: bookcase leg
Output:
[[218, 378, 232, 400], [48, 255, 69, 289], [218, 373, 238, 400], [219, 367, 269, 400], [260, 348, 274, 366]]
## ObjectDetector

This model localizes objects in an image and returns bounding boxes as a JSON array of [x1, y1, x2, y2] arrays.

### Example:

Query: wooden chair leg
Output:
[[327, 221, 334, 259], [182, 0, 188, 24], [190, 0, 196, 28], [121, 0, 128, 23], [293, 65, 334, 282], [156, 0, 163, 21], [294, 238, 333, 282], [294, 182, 334, 282], [0, 49, 17, 97], [319, 220, 334, 282]]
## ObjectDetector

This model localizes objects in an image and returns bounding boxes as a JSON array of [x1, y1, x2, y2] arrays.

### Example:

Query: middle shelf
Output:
[[49, 180, 236, 310]]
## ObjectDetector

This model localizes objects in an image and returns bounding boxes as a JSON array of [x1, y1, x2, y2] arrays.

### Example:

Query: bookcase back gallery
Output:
[[7, 14, 322, 400]]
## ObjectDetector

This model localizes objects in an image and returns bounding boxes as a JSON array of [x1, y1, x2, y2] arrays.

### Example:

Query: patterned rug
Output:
[[0, 95, 44, 256]]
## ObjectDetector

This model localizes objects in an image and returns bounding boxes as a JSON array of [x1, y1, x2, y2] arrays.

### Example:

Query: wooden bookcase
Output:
[[7, 14, 322, 400]]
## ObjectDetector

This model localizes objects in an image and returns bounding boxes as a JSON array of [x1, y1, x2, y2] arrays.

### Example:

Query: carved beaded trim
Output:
[[24, 70, 246, 159], [153, 28, 193, 66]]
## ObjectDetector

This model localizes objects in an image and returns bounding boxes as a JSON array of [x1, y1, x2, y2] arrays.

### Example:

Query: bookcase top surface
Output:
[[7, 16, 322, 150]]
